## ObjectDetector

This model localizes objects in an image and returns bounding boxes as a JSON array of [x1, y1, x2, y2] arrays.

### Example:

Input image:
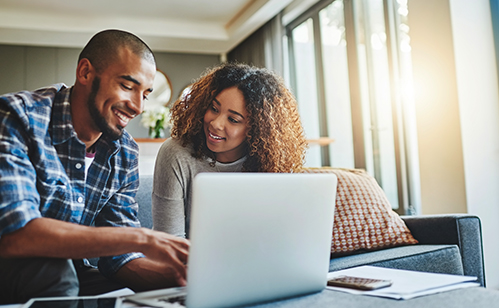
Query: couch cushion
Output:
[[303, 168, 418, 256], [137, 175, 153, 229], [329, 244, 464, 276]]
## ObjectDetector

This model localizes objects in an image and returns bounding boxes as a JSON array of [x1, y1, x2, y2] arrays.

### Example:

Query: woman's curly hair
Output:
[[170, 62, 307, 172]]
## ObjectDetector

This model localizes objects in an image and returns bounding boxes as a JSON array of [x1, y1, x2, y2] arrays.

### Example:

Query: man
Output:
[[0, 29, 189, 304]]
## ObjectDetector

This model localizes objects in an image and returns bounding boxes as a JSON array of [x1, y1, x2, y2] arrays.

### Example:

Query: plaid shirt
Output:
[[0, 84, 143, 277]]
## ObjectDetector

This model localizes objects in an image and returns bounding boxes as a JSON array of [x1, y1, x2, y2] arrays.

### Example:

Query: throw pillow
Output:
[[302, 167, 418, 256]]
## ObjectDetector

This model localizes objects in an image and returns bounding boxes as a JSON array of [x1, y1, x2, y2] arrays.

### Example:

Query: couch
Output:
[[136, 175, 486, 287]]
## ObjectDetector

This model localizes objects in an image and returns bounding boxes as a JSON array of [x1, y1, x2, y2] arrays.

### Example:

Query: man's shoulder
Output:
[[1, 84, 67, 104], [27, 83, 68, 102], [0, 84, 68, 116], [0, 84, 69, 133]]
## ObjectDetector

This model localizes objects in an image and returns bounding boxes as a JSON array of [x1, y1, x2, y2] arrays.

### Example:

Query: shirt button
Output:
[[77, 196, 84, 203], [75, 163, 82, 170]]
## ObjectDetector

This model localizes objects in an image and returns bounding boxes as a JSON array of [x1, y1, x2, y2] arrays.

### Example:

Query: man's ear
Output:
[[75, 58, 95, 86]]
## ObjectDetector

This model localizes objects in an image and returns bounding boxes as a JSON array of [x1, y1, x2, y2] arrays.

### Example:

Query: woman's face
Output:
[[203, 86, 250, 163]]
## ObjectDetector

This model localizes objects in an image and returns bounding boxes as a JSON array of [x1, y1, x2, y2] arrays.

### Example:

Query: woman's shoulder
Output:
[[156, 138, 215, 176], [157, 138, 195, 162], [160, 137, 190, 153]]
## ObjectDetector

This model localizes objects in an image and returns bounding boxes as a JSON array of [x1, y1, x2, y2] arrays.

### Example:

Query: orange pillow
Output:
[[302, 167, 418, 255]]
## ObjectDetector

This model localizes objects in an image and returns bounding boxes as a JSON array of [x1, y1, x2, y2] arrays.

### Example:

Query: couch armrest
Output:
[[401, 214, 485, 286]]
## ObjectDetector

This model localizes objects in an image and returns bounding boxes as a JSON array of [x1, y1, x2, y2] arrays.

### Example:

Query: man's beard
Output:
[[87, 77, 123, 141]]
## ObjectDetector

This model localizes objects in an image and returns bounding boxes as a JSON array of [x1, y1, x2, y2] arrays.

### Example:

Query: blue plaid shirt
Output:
[[0, 84, 144, 277]]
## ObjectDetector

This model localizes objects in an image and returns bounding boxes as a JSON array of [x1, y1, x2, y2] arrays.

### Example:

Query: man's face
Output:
[[87, 47, 156, 140]]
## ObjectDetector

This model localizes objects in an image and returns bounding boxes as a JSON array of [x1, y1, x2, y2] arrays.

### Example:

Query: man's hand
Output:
[[114, 229, 190, 290], [142, 229, 189, 279]]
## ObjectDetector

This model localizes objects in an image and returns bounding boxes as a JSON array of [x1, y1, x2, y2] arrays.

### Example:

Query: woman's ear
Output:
[[75, 58, 94, 86]]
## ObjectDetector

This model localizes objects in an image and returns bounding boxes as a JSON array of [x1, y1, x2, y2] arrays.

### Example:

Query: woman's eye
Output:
[[211, 105, 218, 112], [229, 117, 240, 124]]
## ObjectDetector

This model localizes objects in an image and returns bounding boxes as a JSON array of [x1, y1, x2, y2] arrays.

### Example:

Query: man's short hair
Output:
[[78, 29, 155, 73]]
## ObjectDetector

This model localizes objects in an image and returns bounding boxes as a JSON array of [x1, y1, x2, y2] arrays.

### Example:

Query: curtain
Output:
[[227, 13, 284, 76]]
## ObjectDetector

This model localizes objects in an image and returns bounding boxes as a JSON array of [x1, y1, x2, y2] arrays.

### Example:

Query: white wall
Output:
[[449, 0, 499, 289], [409, 0, 467, 215], [409, 0, 499, 288]]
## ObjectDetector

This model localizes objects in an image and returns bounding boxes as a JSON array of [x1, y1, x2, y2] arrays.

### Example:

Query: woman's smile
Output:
[[207, 130, 225, 142]]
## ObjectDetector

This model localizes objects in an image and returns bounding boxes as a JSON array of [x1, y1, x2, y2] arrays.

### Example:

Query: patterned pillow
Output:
[[303, 167, 418, 255]]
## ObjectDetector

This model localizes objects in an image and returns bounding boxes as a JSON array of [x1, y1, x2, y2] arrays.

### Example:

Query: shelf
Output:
[[134, 138, 167, 143], [134, 137, 335, 145], [306, 137, 335, 146]]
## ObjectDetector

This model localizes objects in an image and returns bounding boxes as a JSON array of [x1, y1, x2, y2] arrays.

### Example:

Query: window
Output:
[[286, 0, 419, 214]]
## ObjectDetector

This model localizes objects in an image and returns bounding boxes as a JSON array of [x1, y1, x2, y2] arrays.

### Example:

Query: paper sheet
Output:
[[326, 266, 480, 300]]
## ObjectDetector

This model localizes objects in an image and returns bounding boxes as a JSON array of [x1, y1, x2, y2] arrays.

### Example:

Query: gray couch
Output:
[[136, 175, 486, 287]]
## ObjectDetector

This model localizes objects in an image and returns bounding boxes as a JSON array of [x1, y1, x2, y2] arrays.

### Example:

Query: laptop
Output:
[[126, 172, 337, 308]]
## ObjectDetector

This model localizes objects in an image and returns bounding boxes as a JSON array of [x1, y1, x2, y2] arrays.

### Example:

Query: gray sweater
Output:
[[152, 138, 245, 237]]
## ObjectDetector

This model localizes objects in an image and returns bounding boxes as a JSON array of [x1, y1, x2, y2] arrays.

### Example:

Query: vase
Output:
[[149, 126, 165, 139]]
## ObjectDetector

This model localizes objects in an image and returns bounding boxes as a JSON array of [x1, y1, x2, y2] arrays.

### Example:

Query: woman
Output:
[[152, 62, 307, 237]]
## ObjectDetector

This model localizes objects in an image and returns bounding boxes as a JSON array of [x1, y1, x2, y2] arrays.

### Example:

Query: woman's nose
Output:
[[211, 115, 224, 130]]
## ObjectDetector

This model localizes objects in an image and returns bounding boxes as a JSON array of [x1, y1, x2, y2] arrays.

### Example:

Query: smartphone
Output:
[[327, 275, 392, 290]]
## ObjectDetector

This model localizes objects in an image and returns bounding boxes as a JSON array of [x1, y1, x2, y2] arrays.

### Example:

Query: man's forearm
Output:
[[0, 217, 189, 288], [0, 217, 149, 259]]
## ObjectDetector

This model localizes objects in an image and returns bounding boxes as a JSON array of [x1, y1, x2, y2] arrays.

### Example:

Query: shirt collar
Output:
[[50, 85, 77, 145], [49, 86, 121, 154]]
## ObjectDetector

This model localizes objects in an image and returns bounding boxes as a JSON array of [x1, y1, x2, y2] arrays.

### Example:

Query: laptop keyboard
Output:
[[124, 288, 187, 308]]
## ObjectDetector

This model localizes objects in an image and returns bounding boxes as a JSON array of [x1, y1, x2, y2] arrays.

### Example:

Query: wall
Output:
[[0, 44, 220, 138], [408, 0, 467, 215], [0, 45, 79, 94], [449, 0, 499, 289], [409, 0, 499, 288]]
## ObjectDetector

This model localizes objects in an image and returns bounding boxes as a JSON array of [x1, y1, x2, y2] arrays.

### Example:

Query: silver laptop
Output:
[[126, 172, 337, 308]]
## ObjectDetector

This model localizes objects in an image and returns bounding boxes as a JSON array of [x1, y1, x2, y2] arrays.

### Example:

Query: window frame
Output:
[[285, 0, 417, 214]]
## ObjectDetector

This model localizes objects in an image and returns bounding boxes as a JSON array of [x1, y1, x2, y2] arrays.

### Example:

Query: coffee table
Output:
[[3, 287, 497, 307], [247, 287, 499, 308]]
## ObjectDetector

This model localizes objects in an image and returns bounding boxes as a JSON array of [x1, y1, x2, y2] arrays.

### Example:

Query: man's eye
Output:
[[143, 95, 149, 101], [122, 84, 132, 90]]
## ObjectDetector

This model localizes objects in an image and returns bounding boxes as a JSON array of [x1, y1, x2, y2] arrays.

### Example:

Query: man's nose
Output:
[[129, 93, 144, 116]]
